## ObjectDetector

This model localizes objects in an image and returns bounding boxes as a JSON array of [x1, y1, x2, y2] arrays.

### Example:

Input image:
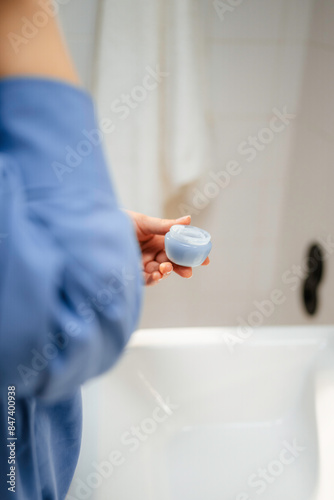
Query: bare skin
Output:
[[0, 0, 79, 83], [0, 0, 210, 286], [127, 212, 210, 286]]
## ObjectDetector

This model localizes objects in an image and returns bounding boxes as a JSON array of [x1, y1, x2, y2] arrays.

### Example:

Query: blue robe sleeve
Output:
[[0, 78, 143, 401]]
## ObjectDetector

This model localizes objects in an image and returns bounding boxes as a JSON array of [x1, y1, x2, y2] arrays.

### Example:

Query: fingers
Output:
[[143, 251, 210, 286], [146, 258, 192, 280], [144, 260, 173, 286], [141, 214, 191, 236], [145, 260, 173, 275], [154, 250, 169, 264], [159, 262, 173, 274], [145, 251, 208, 282], [154, 250, 206, 277], [153, 251, 191, 277], [172, 264, 193, 278], [144, 271, 162, 286]]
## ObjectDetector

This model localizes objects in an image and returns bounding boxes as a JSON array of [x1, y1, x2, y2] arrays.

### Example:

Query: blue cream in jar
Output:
[[165, 225, 212, 267]]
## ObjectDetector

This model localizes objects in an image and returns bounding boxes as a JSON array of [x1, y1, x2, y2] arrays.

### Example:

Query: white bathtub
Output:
[[67, 326, 334, 500]]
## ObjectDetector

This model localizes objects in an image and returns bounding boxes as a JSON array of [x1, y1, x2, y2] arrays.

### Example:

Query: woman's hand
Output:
[[126, 211, 210, 286]]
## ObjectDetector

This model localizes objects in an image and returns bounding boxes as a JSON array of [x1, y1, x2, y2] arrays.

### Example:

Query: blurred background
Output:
[[59, 0, 333, 330], [57, 2, 334, 499]]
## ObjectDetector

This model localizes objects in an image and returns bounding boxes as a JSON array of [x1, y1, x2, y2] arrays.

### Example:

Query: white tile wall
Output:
[[272, 125, 334, 326], [211, 116, 293, 180], [301, 46, 334, 139], [140, 0, 316, 328], [209, 43, 278, 116], [210, 0, 284, 42], [310, 0, 334, 47], [270, 0, 334, 325], [282, 0, 314, 42], [274, 42, 309, 113]]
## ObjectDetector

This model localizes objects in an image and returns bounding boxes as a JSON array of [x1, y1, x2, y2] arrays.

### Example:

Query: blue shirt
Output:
[[0, 78, 143, 499]]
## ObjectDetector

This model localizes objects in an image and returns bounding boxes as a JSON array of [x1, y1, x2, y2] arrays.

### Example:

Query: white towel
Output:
[[94, 0, 211, 216]]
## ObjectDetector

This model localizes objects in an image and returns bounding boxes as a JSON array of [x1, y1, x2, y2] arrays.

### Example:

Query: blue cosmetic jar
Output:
[[165, 225, 212, 267]]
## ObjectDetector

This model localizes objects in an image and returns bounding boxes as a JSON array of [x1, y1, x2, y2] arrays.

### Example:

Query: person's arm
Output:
[[0, 2, 143, 401], [0, 0, 78, 84]]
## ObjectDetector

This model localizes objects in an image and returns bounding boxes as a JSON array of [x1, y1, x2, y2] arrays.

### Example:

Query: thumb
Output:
[[142, 215, 191, 236]]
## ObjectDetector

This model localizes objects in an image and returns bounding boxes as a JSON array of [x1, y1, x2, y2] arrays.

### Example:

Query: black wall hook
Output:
[[302, 243, 324, 316]]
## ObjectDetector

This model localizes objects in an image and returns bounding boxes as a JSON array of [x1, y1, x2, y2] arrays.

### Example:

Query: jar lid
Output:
[[169, 225, 211, 246]]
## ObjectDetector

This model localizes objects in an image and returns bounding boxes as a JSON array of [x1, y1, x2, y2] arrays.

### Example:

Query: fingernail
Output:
[[176, 215, 191, 221]]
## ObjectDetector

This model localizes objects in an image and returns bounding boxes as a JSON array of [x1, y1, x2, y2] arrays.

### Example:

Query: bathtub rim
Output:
[[128, 325, 334, 348]]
